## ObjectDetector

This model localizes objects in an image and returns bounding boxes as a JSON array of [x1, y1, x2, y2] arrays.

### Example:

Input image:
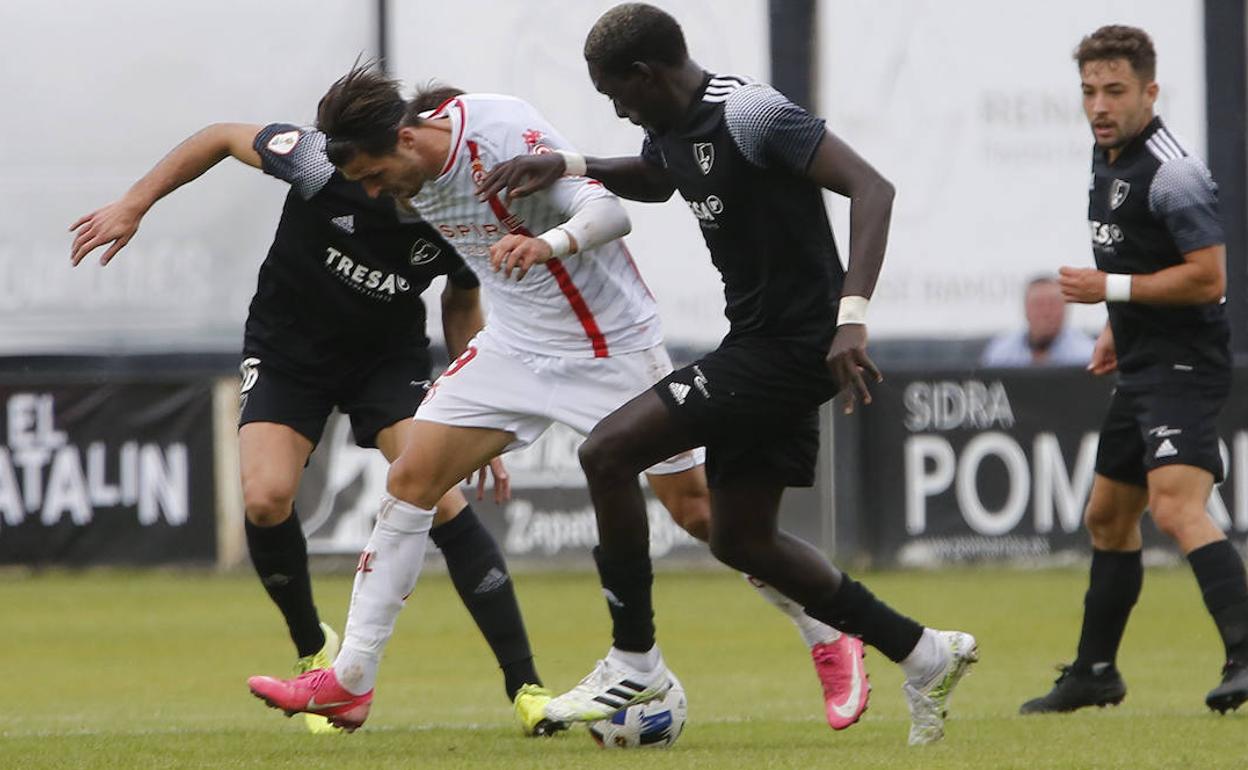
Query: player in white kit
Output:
[[248, 68, 866, 733]]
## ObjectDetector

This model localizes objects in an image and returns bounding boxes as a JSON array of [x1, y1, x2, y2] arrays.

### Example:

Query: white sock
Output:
[[333, 493, 434, 695], [900, 628, 946, 687], [745, 575, 841, 647], [607, 644, 662, 673]]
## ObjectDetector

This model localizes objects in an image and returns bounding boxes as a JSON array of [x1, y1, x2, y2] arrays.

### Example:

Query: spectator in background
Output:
[[981, 275, 1095, 367]]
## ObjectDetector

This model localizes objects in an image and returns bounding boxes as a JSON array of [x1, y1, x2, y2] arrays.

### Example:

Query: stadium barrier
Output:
[[832, 367, 1248, 567], [0, 378, 217, 566], [6, 365, 1243, 569]]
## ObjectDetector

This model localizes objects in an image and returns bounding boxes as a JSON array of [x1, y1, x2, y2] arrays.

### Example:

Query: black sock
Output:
[[804, 576, 924, 662], [1073, 549, 1143, 672], [592, 546, 655, 653], [245, 510, 324, 658], [1188, 540, 1248, 663], [432, 505, 538, 700]]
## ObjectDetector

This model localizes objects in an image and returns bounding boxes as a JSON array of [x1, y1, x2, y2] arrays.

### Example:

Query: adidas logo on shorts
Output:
[[668, 382, 691, 405], [1155, 438, 1178, 459]]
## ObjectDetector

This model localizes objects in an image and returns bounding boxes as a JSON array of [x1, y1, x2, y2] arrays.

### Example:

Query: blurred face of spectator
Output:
[[1025, 281, 1066, 346]]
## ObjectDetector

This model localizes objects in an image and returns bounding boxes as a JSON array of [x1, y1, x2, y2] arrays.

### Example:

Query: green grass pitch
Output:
[[4, 566, 1244, 769]]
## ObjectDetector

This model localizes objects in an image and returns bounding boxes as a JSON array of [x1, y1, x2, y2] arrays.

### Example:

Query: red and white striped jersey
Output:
[[411, 94, 661, 358]]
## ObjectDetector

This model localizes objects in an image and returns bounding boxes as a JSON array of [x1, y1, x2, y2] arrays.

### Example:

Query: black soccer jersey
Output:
[[245, 123, 477, 371], [641, 74, 842, 348], [1088, 117, 1229, 387]]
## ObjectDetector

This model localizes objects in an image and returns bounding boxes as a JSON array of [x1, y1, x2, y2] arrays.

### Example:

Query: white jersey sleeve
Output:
[[411, 94, 662, 358]]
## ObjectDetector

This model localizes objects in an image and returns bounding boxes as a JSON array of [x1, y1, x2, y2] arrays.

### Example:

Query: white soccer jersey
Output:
[[411, 94, 662, 358]]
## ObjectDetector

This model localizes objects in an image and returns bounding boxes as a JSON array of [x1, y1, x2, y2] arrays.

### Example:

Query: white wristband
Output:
[[537, 227, 573, 258], [837, 295, 869, 325], [1105, 273, 1132, 303], [555, 149, 587, 177]]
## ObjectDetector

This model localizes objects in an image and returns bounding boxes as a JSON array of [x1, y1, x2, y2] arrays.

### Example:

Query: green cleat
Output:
[[513, 684, 569, 737], [292, 623, 341, 734], [903, 630, 979, 746]]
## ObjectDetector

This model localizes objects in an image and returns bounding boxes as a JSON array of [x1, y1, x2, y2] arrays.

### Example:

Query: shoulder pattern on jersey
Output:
[[723, 83, 825, 170], [1148, 154, 1218, 216], [1144, 125, 1188, 164], [254, 124, 334, 200], [704, 74, 752, 104]]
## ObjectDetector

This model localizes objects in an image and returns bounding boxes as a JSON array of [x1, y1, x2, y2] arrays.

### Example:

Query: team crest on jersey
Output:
[[266, 130, 300, 155], [694, 142, 715, 174], [1110, 179, 1131, 210], [410, 238, 442, 265]]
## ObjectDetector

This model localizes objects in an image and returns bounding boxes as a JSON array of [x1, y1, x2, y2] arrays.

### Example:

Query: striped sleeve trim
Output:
[[1145, 126, 1188, 163]]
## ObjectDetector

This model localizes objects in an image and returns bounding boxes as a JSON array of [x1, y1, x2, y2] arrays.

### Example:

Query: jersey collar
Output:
[[1096, 115, 1164, 167]]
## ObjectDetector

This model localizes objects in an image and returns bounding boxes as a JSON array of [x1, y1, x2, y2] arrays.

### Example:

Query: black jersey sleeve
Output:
[[640, 131, 668, 169], [253, 123, 335, 200], [446, 262, 480, 290], [723, 84, 826, 173], [1148, 156, 1224, 253]]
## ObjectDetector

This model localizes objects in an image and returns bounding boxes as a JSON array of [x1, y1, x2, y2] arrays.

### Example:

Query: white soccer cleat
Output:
[[545, 651, 673, 723], [903, 630, 978, 746]]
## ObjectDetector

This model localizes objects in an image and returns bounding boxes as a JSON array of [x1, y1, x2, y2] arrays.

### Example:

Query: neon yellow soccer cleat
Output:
[[513, 684, 569, 737], [292, 623, 342, 734]]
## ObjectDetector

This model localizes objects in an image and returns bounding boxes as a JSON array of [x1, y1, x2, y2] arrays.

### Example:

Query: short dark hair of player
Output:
[[317, 64, 432, 166], [1073, 25, 1156, 82], [409, 82, 466, 114], [583, 3, 688, 75]]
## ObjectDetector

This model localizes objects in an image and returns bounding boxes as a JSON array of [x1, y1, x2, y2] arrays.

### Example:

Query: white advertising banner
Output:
[[818, 0, 1206, 338], [0, 0, 376, 354]]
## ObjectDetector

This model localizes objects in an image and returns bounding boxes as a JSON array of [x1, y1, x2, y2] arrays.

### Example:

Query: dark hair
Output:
[[317, 62, 410, 165], [409, 81, 466, 114], [1074, 25, 1156, 82], [583, 3, 688, 75]]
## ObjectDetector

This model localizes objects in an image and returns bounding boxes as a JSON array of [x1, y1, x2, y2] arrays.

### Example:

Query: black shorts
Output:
[[1094, 384, 1228, 487], [238, 347, 432, 449], [654, 338, 837, 489]]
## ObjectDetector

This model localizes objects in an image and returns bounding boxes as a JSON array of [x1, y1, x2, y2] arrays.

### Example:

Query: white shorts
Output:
[[416, 329, 704, 475]]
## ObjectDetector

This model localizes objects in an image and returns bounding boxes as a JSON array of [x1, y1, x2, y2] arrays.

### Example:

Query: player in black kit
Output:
[[1021, 25, 1248, 715], [478, 3, 977, 745], [69, 110, 564, 735]]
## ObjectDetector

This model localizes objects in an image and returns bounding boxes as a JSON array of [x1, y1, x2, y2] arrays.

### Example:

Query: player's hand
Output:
[[1087, 325, 1117, 376], [466, 457, 511, 504], [477, 153, 565, 203], [69, 198, 144, 267], [826, 324, 882, 414], [1058, 266, 1107, 304], [490, 234, 553, 281]]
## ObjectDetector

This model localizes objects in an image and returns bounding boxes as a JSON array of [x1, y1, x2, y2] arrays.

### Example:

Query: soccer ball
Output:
[[587, 674, 687, 749]]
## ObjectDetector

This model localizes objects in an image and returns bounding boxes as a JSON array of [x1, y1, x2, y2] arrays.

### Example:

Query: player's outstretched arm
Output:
[[807, 129, 894, 412], [477, 152, 675, 203], [69, 123, 264, 266]]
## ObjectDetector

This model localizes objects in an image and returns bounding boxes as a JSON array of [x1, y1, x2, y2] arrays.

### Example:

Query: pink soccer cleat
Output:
[[248, 667, 373, 732], [812, 635, 870, 730]]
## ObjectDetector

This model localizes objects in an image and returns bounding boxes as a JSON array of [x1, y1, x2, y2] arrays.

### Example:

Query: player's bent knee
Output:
[[675, 507, 710, 542], [385, 458, 442, 510], [242, 487, 296, 527], [1083, 505, 1130, 544], [708, 533, 760, 575], [1149, 498, 1206, 542], [578, 433, 633, 484]]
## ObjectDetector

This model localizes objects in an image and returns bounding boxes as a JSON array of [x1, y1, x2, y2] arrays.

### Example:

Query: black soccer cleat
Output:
[[1206, 661, 1248, 714], [1019, 663, 1126, 714]]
